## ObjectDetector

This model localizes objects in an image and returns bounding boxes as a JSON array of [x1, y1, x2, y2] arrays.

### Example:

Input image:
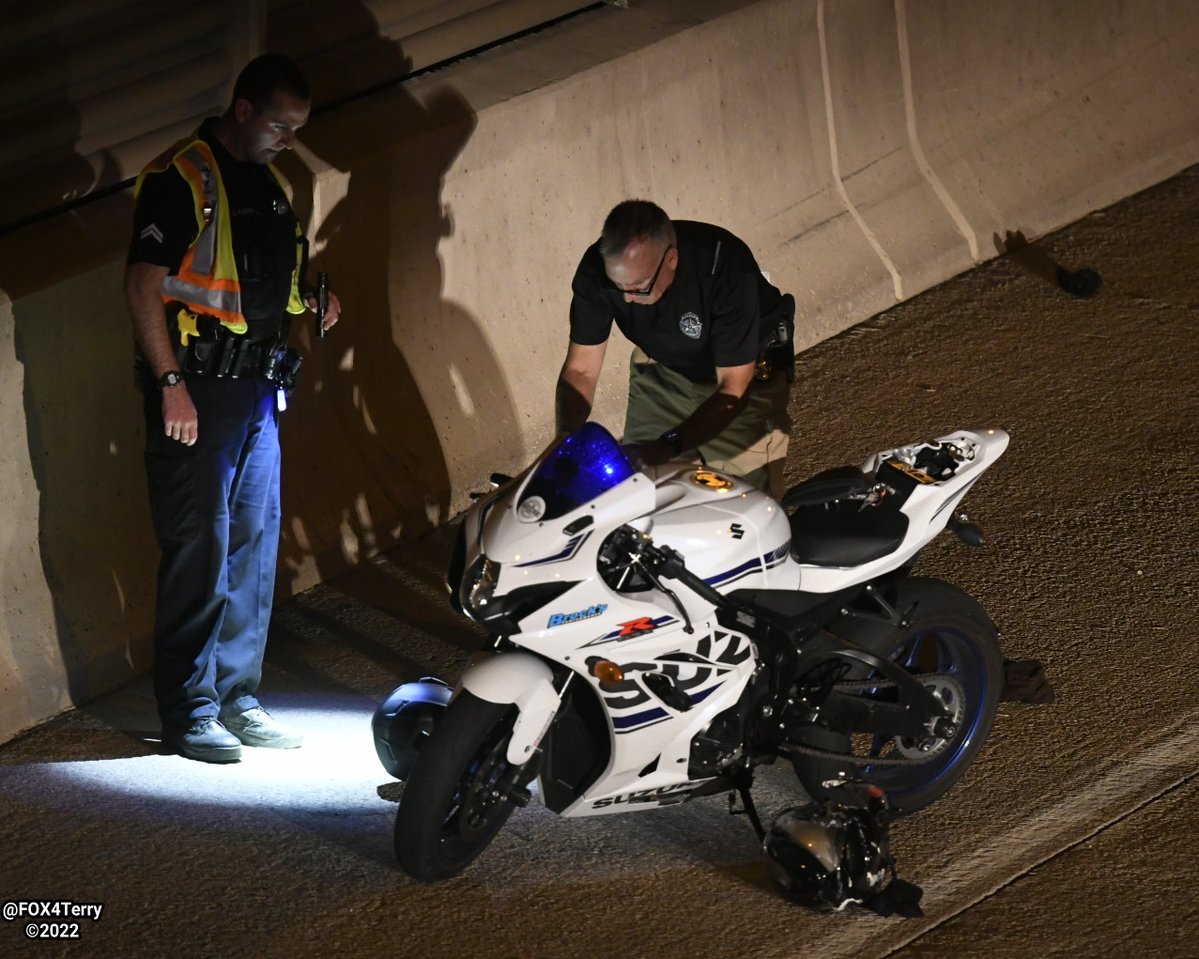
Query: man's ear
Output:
[[233, 98, 255, 123]]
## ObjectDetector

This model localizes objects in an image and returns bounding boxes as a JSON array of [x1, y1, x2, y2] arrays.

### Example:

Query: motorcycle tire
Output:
[[791, 576, 1003, 814], [394, 691, 526, 881]]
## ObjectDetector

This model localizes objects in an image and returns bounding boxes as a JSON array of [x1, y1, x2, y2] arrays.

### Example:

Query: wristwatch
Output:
[[659, 428, 684, 456], [157, 370, 184, 389]]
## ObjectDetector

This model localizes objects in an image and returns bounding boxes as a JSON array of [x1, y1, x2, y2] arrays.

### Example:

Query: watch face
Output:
[[159, 371, 183, 388]]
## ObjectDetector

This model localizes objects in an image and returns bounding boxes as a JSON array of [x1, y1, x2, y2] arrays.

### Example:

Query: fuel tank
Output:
[[646, 465, 796, 591]]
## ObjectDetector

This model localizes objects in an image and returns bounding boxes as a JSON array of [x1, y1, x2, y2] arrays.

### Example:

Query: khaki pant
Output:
[[622, 347, 791, 496]]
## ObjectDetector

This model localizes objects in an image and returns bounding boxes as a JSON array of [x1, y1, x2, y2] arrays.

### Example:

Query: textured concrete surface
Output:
[[2, 163, 1196, 958]]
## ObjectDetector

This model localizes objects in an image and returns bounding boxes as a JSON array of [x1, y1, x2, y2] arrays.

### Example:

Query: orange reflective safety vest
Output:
[[135, 137, 307, 344]]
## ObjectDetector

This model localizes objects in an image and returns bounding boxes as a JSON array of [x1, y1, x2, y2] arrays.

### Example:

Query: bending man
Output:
[[556, 199, 794, 492]]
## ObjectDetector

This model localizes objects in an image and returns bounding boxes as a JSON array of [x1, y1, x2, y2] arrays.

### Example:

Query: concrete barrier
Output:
[[2, 0, 1196, 743]]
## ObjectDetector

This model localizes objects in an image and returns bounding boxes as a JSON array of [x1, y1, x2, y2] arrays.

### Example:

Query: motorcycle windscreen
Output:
[[518, 422, 635, 521]]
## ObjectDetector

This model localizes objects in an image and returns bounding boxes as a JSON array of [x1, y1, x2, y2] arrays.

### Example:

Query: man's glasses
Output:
[[609, 245, 674, 297]]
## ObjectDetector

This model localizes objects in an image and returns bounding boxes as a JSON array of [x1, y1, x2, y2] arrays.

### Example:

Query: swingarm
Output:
[[631, 530, 956, 740]]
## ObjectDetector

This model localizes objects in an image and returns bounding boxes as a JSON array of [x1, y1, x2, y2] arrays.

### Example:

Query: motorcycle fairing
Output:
[[550, 615, 759, 817], [445, 424, 1010, 819], [448, 437, 798, 816], [582, 614, 679, 646], [513, 531, 592, 567]]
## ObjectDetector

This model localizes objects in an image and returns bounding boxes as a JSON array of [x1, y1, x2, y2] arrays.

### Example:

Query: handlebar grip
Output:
[[648, 543, 729, 608]]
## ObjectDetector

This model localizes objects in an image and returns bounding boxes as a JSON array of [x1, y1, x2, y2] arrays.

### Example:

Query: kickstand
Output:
[[728, 784, 766, 841]]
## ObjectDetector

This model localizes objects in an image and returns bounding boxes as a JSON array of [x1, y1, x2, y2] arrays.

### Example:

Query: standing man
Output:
[[556, 199, 794, 492], [125, 54, 341, 763]]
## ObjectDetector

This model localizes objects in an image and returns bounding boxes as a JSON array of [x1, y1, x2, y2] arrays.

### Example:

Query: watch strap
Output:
[[659, 428, 683, 455]]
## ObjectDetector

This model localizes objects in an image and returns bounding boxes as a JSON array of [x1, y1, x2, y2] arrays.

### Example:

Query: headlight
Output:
[[460, 556, 501, 620], [458, 555, 578, 633]]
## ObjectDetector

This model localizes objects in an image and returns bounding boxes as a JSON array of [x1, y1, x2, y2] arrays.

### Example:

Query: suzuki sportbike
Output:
[[374, 422, 1009, 881]]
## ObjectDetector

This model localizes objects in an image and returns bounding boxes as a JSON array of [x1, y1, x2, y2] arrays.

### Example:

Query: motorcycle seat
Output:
[[788, 500, 909, 567], [781, 465, 871, 509]]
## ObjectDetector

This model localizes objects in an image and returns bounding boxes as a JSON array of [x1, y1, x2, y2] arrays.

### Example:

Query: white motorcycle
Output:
[[374, 422, 1009, 882]]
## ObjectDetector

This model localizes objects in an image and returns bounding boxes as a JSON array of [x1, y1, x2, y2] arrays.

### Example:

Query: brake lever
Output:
[[633, 551, 694, 635], [633, 544, 700, 632], [650, 543, 730, 610]]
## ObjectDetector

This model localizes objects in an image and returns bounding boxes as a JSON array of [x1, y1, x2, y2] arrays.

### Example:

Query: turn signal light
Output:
[[590, 659, 625, 684]]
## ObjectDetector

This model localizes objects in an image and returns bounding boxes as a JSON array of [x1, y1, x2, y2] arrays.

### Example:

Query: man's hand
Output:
[[126, 262, 201, 445], [162, 382, 198, 446], [622, 439, 675, 470], [305, 288, 342, 332]]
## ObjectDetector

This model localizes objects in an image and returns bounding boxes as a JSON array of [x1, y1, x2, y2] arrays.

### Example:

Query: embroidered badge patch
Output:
[[679, 312, 703, 339]]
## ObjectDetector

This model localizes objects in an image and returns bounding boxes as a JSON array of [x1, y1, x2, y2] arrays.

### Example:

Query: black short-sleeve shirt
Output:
[[569, 220, 782, 383], [127, 119, 301, 341]]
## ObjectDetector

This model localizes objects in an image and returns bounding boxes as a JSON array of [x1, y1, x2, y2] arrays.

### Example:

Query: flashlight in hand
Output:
[[315, 272, 329, 338]]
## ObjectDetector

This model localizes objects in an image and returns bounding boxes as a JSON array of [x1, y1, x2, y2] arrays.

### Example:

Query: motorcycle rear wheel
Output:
[[791, 576, 1003, 814], [394, 691, 526, 881]]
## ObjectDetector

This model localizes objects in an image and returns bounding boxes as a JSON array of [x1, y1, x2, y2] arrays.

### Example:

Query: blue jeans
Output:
[[143, 374, 281, 729]]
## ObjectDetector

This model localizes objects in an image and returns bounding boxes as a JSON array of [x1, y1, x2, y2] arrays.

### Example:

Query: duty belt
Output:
[[180, 333, 273, 379], [177, 325, 302, 394]]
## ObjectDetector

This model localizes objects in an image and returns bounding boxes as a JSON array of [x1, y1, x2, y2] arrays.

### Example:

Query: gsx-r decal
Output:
[[582, 615, 677, 647], [598, 629, 753, 733]]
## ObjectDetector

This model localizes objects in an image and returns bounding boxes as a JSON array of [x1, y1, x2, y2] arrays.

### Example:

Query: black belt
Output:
[[179, 334, 277, 379]]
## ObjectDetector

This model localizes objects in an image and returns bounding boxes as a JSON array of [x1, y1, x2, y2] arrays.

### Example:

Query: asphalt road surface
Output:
[[3, 165, 1197, 959]]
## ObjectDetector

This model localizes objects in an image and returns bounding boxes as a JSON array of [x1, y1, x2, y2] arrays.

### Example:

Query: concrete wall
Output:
[[2, 0, 1197, 743]]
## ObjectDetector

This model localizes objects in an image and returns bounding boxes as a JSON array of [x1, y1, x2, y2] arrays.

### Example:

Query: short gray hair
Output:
[[599, 200, 676, 257]]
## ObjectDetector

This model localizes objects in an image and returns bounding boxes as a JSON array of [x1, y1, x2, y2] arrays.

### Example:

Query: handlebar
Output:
[[639, 539, 730, 610]]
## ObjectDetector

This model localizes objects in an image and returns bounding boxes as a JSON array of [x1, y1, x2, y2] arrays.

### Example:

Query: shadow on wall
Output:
[[267, 2, 520, 601], [0, 40, 150, 720], [0, 1, 522, 733]]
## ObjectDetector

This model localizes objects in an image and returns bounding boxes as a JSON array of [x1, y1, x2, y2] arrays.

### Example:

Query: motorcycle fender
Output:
[[460, 653, 560, 765]]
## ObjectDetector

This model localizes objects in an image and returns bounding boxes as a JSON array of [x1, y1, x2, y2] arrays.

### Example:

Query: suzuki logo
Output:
[[729, 523, 745, 540]]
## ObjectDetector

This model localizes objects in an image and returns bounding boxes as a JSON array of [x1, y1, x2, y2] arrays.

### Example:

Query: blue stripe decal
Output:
[[689, 684, 719, 706], [515, 531, 591, 568], [613, 705, 668, 729], [705, 541, 790, 588], [614, 715, 671, 735]]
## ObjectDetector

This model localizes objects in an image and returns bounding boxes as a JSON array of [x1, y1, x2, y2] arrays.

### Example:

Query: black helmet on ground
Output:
[[762, 783, 922, 916], [371, 678, 452, 780]]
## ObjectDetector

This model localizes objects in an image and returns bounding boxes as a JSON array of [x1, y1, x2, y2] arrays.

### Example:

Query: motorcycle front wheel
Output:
[[394, 691, 528, 881], [791, 576, 1003, 814]]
